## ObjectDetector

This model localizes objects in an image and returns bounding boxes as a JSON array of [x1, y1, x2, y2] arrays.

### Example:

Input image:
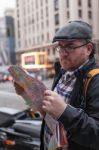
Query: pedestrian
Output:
[[41, 21, 99, 150], [54, 58, 61, 76]]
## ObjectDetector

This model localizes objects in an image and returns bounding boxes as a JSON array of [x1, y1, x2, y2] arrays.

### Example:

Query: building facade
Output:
[[15, 0, 99, 70]]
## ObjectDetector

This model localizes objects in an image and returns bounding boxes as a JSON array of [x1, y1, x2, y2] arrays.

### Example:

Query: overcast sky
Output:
[[0, 0, 15, 17]]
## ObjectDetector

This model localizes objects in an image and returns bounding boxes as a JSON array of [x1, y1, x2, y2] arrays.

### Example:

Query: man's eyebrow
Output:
[[59, 42, 75, 47]]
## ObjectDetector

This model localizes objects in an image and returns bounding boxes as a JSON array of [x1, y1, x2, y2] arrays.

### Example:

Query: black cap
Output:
[[53, 21, 92, 43]]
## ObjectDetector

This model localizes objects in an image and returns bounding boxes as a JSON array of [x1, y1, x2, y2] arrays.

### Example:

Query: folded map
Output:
[[8, 65, 47, 111], [8, 65, 68, 149]]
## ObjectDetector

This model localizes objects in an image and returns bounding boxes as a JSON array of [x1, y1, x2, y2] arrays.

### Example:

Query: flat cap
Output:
[[53, 21, 92, 42]]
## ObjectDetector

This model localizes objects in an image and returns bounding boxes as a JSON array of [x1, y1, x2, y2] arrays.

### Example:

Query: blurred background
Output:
[[0, 0, 99, 109]]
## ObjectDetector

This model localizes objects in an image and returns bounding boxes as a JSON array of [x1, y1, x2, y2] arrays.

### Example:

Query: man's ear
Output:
[[87, 43, 93, 55]]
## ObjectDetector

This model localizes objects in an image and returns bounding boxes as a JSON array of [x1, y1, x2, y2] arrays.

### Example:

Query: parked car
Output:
[[0, 72, 13, 82], [3, 72, 13, 82]]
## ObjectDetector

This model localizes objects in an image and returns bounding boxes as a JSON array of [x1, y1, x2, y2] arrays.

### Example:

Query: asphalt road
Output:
[[0, 79, 53, 110]]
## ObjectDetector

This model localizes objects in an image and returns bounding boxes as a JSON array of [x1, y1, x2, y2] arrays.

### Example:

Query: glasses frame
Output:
[[55, 42, 89, 53]]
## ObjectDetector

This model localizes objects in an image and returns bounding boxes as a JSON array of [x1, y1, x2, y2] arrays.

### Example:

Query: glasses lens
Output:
[[65, 47, 73, 52], [55, 46, 73, 53]]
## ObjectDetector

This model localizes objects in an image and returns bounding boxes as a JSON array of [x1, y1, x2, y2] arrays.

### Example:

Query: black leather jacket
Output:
[[40, 57, 99, 150]]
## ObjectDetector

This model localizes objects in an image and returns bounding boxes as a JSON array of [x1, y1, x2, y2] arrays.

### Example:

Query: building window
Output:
[[18, 40, 21, 48], [28, 16, 31, 25], [55, 14, 59, 25], [41, 0, 43, 6], [88, 0, 92, 8], [33, 37, 35, 45], [47, 32, 50, 41], [46, 6, 49, 17], [78, 9, 82, 18], [36, 0, 38, 9], [37, 24, 39, 31], [67, 11, 70, 18], [66, 0, 69, 8], [28, 5, 30, 14], [46, 20, 49, 26], [16, 0, 19, 7], [42, 34, 44, 41], [41, 22, 44, 29], [54, 0, 59, 11], [88, 11, 92, 19], [17, 9, 19, 18], [78, 0, 82, 6], [37, 36, 40, 44], [17, 20, 20, 28], [41, 9, 43, 19], [23, 7, 26, 16], [33, 25, 35, 32], [32, 18, 34, 24], [18, 30, 20, 38], [29, 38, 31, 45], [36, 12, 39, 21]]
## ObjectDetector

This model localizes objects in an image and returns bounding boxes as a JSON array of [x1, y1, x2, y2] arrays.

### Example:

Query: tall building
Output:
[[0, 17, 8, 65], [0, 8, 16, 66], [15, 0, 99, 71], [5, 9, 16, 65]]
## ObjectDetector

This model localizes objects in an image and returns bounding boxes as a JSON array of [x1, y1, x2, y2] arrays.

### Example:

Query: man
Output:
[[41, 21, 99, 150], [14, 21, 99, 150]]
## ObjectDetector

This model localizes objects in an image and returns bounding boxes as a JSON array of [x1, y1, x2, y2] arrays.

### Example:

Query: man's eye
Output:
[[67, 47, 73, 50]]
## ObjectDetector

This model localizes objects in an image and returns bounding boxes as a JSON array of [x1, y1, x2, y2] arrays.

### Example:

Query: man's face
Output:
[[56, 39, 93, 71]]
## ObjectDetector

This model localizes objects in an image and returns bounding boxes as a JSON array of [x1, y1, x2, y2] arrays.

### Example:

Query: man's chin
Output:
[[62, 66, 74, 71], [62, 66, 69, 71]]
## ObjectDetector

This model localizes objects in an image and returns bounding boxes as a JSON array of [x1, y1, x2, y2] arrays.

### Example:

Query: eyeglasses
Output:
[[55, 42, 88, 53]]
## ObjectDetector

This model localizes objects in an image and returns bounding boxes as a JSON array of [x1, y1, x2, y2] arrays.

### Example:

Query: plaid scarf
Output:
[[54, 71, 76, 103]]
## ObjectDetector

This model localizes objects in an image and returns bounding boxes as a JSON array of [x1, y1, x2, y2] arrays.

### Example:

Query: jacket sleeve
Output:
[[58, 75, 99, 149]]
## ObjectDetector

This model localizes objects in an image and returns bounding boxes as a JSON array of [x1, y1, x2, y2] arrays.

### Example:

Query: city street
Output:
[[0, 79, 53, 110]]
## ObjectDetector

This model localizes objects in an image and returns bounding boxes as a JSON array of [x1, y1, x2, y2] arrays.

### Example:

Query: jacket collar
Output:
[[74, 57, 96, 78]]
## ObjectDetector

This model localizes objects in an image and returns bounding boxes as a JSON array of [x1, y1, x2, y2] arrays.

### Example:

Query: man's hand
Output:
[[42, 90, 67, 119], [14, 82, 24, 95]]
